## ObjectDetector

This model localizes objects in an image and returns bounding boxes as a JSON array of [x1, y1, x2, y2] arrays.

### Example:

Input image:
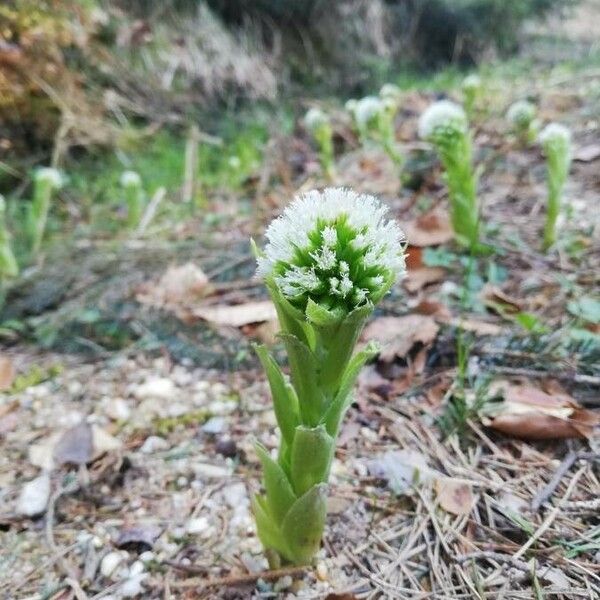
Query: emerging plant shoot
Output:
[[419, 101, 480, 250], [506, 100, 538, 145], [28, 167, 63, 258], [539, 123, 571, 251], [304, 108, 335, 179], [120, 170, 144, 229], [0, 196, 18, 279], [253, 187, 406, 565], [461, 74, 482, 118]]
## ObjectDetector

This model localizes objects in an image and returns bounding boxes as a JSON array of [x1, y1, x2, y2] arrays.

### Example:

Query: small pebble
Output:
[[316, 562, 328, 581], [274, 575, 293, 592], [215, 437, 237, 457], [17, 472, 51, 517], [202, 416, 227, 434], [101, 551, 125, 579], [134, 378, 176, 401], [186, 517, 209, 535], [139, 551, 155, 564], [140, 436, 169, 454]]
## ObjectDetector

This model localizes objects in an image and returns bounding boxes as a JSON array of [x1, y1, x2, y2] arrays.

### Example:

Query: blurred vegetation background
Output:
[[0, 0, 582, 175]]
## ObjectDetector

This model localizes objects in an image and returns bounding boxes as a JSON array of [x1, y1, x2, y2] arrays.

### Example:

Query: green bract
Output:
[[28, 167, 63, 258], [419, 100, 480, 250], [253, 188, 406, 565], [539, 123, 571, 251], [120, 170, 144, 229]]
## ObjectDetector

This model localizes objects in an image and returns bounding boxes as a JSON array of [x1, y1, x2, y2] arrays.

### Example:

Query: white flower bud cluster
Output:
[[506, 100, 536, 128], [120, 171, 142, 188], [257, 188, 406, 311], [35, 167, 63, 189], [418, 100, 467, 142], [304, 108, 330, 133]]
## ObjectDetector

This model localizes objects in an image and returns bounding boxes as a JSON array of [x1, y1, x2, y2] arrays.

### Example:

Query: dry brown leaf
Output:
[[403, 210, 454, 247], [136, 263, 212, 321], [481, 284, 522, 315], [435, 478, 475, 516], [0, 356, 15, 391], [415, 299, 452, 321], [573, 144, 600, 162], [362, 315, 439, 362], [448, 317, 502, 336], [483, 382, 600, 440], [193, 300, 277, 327]]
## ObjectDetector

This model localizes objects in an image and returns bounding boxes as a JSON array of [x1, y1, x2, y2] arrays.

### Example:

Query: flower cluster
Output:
[[506, 100, 536, 129], [120, 170, 142, 188], [418, 100, 468, 143], [35, 167, 63, 189], [539, 122, 571, 153], [304, 107, 330, 133], [257, 188, 406, 314]]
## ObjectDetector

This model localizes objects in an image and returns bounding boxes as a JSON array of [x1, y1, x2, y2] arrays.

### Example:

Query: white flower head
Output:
[[506, 100, 536, 128], [120, 170, 142, 188], [304, 108, 330, 133], [538, 123, 571, 149], [462, 74, 481, 92], [257, 188, 406, 312], [354, 96, 383, 129], [345, 99, 358, 115], [35, 167, 63, 189], [418, 100, 467, 142], [380, 83, 402, 102]]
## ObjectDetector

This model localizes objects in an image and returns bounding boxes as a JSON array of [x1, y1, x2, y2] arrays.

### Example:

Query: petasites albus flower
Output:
[[354, 96, 383, 130], [35, 167, 63, 189], [418, 100, 467, 142], [120, 170, 142, 188], [462, 74, 481, 93], [380, 83, 402, 102], [257, 188, 406, 316], [506, 100, 536, 129], [252, 188, 407, 566], [304, 107, 330, 133], [538, 123, 572, 251]]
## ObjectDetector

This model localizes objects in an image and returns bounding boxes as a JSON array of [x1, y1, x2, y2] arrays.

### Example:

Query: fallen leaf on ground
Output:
[[362, 315, 439, 362], [403, 246, 446, 293], [481, 284, 522, 315], [136, 263, 212, 321], [193, 300, 277, 327], [448, 317, 502, 336], [0, 356, 15, 391], [481, 382, 600, 440], [369, 449, 436, 495], [573, 144, 600, 162], [403, 209, 454, 247], [54, 422, 94, 466], [435, 478, 475, 516], [415, 299, 452, 321]]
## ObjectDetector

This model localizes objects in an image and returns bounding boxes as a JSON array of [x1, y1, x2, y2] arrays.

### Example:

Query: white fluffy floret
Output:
[[506, 100, 536, 127], [304, 108, 330, 132], [538, 123, 571, 148], [354, 96, 383, 128], [462, 74, 481, 92], [120, 171, 142, 188], [418, 100, 467, 141], [379, 84, 402, 101], [35, 167, 63, 189], [257, 188, 406, 309]]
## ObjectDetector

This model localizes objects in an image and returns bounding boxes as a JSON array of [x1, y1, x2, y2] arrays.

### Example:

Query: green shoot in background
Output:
[[0, 195, 18, 279], [27, 167, 63, 258], [539, 123, 572, 251], [120, 170, 144, 230], [461, 74, 482, 118], [252, 188, 406, 566], [419, 100, 480, 250], [506, 100, 539, 146], [304, 108, 335, 179]]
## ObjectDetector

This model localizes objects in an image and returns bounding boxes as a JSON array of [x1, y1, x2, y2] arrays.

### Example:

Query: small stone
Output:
[[316, 562, 328, 581], [101, 551, 126, 579], [208, 400, 237, 415], [215, 437, 237, 457], [186, 517, 209, 535], [273, 575, 293, 592], [17, 472, 51, 516], [134, 378, 176, 401], [129, 561, 145, 576], [193, 463, 230, 478], [119, 574, 146, 597], [139, 551, 155, 564], [222, 483, 248, 509], [140, 436, 169, 454], [202, 416, 226, 434], [105, 398, 130, 421], [167, 402, 188, 417]]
